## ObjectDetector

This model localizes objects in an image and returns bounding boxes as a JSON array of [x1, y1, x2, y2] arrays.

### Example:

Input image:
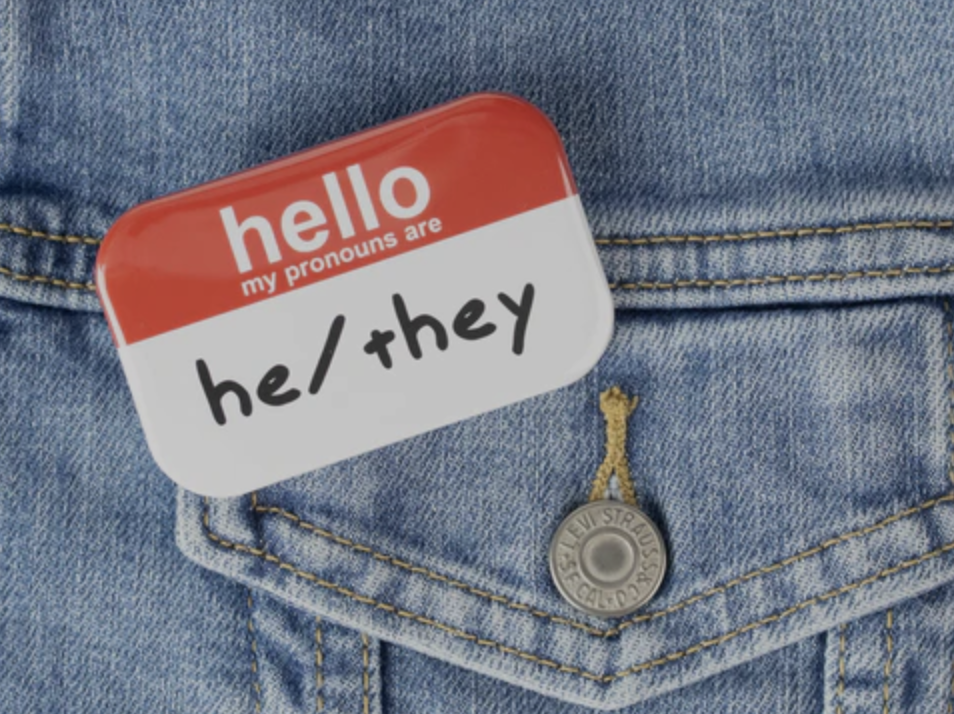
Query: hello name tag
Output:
[[97, 93, 613, 496]]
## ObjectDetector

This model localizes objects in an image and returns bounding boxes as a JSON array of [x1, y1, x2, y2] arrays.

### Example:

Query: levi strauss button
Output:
[[550, 501, 667, 617], [96, 92, 614, 497]]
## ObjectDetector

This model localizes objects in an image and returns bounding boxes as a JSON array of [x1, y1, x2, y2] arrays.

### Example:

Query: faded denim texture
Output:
[[3, 1, 954, 712]]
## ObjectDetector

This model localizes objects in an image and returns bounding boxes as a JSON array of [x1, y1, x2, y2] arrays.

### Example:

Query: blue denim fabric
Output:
[[3, 1, 954, 712]]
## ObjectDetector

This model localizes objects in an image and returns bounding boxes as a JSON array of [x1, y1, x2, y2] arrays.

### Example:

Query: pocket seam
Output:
[[0, 221, 102, 246], [610, 264, 954, 291], [3, 220, 954, 295], [250, 493, 954, 638], [0, 264, 96, 292], [596, 219, 954, 247], [361, 632, 371, 714], [202, 496, 954, 684], [835, 623, 848, 714], [4, 216, 947, 250]]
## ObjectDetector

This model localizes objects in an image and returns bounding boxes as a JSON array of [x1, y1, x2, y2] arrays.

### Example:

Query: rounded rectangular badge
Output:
[[97, 93, 614, 496]]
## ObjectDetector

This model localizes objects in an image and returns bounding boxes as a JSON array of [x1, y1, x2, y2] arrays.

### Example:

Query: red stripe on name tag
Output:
[[96, 93, 577, 346]]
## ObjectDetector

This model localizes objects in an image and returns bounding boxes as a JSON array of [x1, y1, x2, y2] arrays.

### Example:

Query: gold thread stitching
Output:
[[944, 300, 954, 488], [1, 217, 946, 250], [0, 221, 102, 246], [607, 557, 949, 682], [883, 609, 894, 714], [247, 588, 263, 713], [588, 387, 640, 506], [835, 623, 847, 714], [315, 617, 324, 713], [0, 216, 950, 293], [251, 493, 954, 638], [595, 220, 954, 247], [3, 261, 954, 297], [361, 633, 370, 714], [203, 502, 954, 685], [0, 264, 96, 292], [609, 264, 954, 292]]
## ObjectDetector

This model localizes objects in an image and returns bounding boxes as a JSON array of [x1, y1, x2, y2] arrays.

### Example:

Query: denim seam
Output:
[[595, 219, 954, 246], [2, 220, 954, 295], [3, 217, 948, 250], [246, 492, 264, 712], [203, 498, 954, 683], [0, 221, 102, 245], [246, 588, 263, 713], [835, 623, 847, 714], [609, 264, 954, 291], [314, 617, 324, 713], [882, 609, 894, 714], [249, 493, 954, 638], [0, 264, 96, 291], [943, 300, 954, 487], [361, 633, 370, 714], [202, 500, 954, 685], [5, 262, 954, 297]]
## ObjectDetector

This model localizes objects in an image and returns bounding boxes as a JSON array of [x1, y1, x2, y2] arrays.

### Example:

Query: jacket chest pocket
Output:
[[180, 222, 954, 710]]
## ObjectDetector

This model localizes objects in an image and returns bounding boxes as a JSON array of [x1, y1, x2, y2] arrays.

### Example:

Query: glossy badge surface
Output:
[[97, 93, 614, 497]]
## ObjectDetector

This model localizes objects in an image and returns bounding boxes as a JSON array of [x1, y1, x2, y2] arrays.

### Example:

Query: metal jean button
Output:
[[549, 500, 667, 618]]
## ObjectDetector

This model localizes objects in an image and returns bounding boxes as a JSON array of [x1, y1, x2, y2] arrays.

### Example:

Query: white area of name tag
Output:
[[121, 196, 612, 496]]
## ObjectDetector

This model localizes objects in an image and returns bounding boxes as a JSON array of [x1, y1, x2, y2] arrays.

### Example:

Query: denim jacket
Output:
[[2, 1, 954, 712]]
